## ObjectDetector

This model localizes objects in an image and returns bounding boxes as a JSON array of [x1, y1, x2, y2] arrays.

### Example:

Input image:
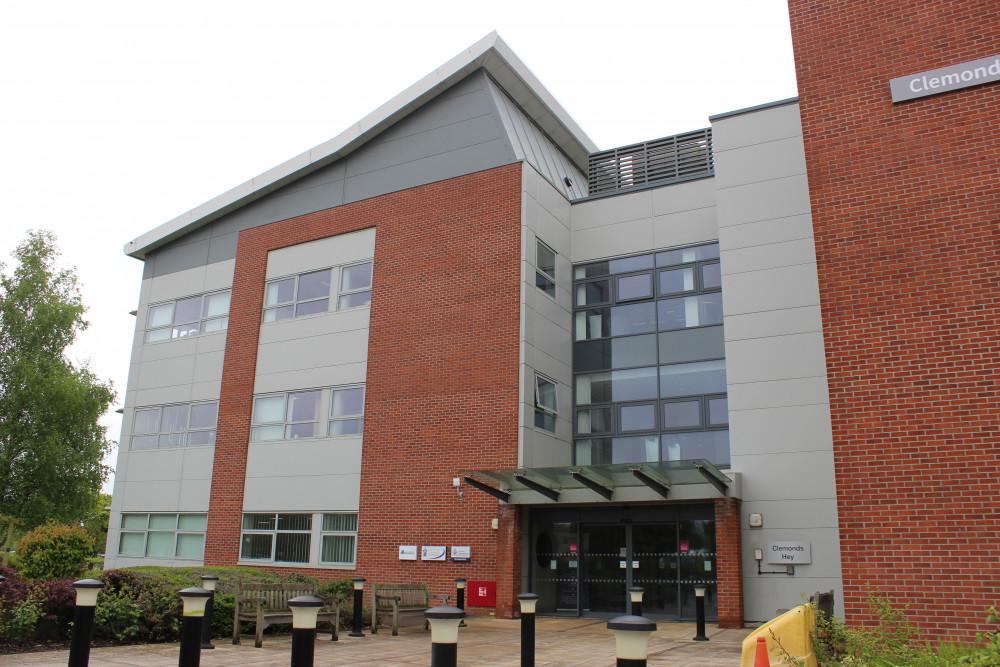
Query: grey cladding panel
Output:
[[150, 239, 210, 278]]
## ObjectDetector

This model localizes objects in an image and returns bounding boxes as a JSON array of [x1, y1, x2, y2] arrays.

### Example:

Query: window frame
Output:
[[533, 373, 559, 432], [262, 260, 373, 324], [144, 290, 231, 343], [239, 512, 313, 564], [117, 513, 207, 559], [535, 239, 557, 298], [130, 401, 219, 451], [250, 385, 366, 443], [238, 511, 359, 568]]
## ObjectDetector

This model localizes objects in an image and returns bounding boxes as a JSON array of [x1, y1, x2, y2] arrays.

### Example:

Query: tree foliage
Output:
[[0, 230, 115, 529], [15, 522, 94, 580]]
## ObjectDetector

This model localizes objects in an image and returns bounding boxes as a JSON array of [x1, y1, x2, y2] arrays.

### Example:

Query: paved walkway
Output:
[[5, 618, 752, 666]]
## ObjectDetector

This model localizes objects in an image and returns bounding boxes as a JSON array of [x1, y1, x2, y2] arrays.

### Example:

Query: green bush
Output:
[[0, 595, 43, 644], [94, 587, 143, 642], [15, 523, 94, 581]]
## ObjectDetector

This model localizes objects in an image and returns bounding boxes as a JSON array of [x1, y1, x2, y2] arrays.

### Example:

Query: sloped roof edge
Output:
[[124, 31, 597, 259]]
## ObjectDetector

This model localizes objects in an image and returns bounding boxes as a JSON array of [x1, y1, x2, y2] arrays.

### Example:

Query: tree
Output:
[[80, 492, 112, 554], [0, 231, 116, 530]]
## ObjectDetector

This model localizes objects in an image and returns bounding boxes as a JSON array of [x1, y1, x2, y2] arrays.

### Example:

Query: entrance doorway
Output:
[[529, 505, 717, 620]]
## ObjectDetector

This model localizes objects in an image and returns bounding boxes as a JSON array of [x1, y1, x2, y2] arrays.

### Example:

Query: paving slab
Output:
[[3, 617, 752, 666]]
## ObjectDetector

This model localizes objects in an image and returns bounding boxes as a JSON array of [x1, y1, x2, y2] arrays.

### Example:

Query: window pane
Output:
[[663, 400, 702, 429], [243, 513, 275, 530], [171, 323, 200, 338], [329, 418, 363, 436], [576, 371, 612, 404], [121, 514, 148, 529], [331, 387, 364, 417], [701, 263, 721, 289], [297, 270, 331, 301], [662, 430, 730, 466], [534, 411, 556, 431], [611, 367, 659, 401], [160, 405, 188, 432], [288, 391, 321, 422], [612, 435, 660, 464], [265, 278, 295, 306], [656, 243, 718, 267], [611, 334, 657, 368], [134, 408, 160, 434], [263, 305, 294, 322], [187, 430, 216, 445], [145, 328, 171, 343], [574, 262, 608, 280], [148, 303, 174, 328], [574, 339, 611, 372], [535, 272, 556, 296], [145, 531, 175, 557], [576, 407, 612, 434], [189, 403, 218, 429], [200, 316, 228, 333], [575, 280, 610, 307], [536, 241, 556, 277], [278, 513, 312, 531], [275, 533, 310, 563], [251, 425, 284, 441], [321, 535, 355, 563], [157, 433, 184, 448], [617, 273, 652, 300], [609, 254, 653, 274], [295, 299, 329, 317], [174, 297, 202, 324], [659, 360, 728, 398], [658, 294, 724, 330], [253, 396, 285, 424], [131, 435, 158, 450], [535, 377, 557, 412], [203, 291, 231, 318], [119, 532, 145, 555], [323, 514, 358, 531], [610, 302, 656, 336], [241, 534, 272, 559], [708, 397, 729, 425], [659, 267, 695, 294], [341, 262, 373, 291], [575, 309, 609, 341], [178, 514, 207, 530], [574, 438, 611, 465], [698, 293, 723, 326], [620, 404, 656, 432], [286, 422, 318, 439], [338, 291, 372, 309], [175, 533, 205, 558], [148, 514, 176, 529]]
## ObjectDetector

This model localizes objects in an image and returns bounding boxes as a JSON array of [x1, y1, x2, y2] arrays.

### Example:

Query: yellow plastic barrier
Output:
[[740, 604, 817, 667]]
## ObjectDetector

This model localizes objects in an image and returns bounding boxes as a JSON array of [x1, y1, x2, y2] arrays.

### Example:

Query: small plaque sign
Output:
[[890, 54, 1000, 102], [765, 541, 812, 565], [450, 546, 471, 562], [421, 545, 447, 561], [398, 545, 417, 561]]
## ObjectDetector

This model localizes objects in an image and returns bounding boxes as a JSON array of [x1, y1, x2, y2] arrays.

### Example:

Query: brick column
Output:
[[714, 497, 743, 628], [494, 504, 523, 619]]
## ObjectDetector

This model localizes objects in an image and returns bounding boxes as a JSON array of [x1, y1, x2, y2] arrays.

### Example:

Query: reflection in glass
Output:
[[658, 267, 695, 294], [611, 435, 660, 463], [576, 371, 612, 404], [617, 273, 653, 300], [611, 367, 658, 401], [298, 270, 331, 301], [663, 400, 701, 429], [576, 407, 612, 434], [575, 280, 610, 307], [610, 302, 656, 336], [661, 430, 730, 465], [659, 360, 727, 398], [620, 403, 656, 432], [575, 309, 610, 341]]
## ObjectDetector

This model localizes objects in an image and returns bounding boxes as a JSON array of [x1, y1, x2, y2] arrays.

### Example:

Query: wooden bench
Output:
[[372, 583, 449, 636], [232, 582, 342, 648]]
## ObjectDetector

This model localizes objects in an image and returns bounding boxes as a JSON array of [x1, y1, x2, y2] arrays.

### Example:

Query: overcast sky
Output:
[[0, 0, 797, 492]]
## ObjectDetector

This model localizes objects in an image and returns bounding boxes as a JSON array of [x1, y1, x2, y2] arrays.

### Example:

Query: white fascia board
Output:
[[123, 31, 596, 259]]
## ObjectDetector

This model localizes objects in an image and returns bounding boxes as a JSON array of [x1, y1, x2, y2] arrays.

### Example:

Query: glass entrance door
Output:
[[579, 524, 627, 614], [631, 522, 680, 619]]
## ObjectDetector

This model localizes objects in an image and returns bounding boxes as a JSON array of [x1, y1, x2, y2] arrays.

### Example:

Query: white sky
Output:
[[0, 0, 797, 493]]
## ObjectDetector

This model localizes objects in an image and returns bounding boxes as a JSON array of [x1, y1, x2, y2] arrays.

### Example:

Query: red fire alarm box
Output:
[[467, 580, 496, 607]]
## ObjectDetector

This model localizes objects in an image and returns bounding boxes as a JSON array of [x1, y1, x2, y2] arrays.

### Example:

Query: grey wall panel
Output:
[[150, 239, 210, 278], [207, 233, 238, 264]]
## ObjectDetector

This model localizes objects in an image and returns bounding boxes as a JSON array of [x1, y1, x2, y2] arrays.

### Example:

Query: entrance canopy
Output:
[[463, 459, 740, 504]]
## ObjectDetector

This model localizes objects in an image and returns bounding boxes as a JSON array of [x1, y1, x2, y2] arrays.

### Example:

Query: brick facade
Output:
[[206, 164, 524, 615], [787, 0, 1000, 639], [714, 497, 743, 628]]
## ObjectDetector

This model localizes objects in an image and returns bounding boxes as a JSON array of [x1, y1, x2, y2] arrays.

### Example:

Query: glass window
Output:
[[253, 385, 366, 441], [536, 240, 556, 297], [611, 334, 657, 369], [574, 438, 612, 465], [661, 430, 730, 466], [656, 243, 719, 267], [575, 309, 610, 341], [663, 400, 702, 429], [573, 261, 609, 280], [130, 402, 218, 450], [610, 302, 656, 336], [534, 374, 558, 432], [145, 291, 231, 343], [265, 278, 295, 307], [320, 513, 358, 565], [708, 397, 729, 425], [617, 273, 653, 301], [264, 260, 373, 322], [701, 262, 721, 289], [297, 269, 331, 301], [609, 254, 654, 274], [659, 360, 727, 398], [620, 403, 656, 432], [575, 280, 610, 307], [611, 367, 659, 401], [658, 267, 696, 295], [576, 406, 613, 435], [117, 513, 206, 559], [339, 262, 373, 309], [611, 435, 660, 464], [657, 294, 723, 330], [240, 513, 315, 564], [330, 387, 364, 436], [576, 371, 612, 405]]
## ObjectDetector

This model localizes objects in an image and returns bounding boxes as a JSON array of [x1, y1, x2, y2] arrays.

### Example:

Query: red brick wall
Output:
[[206, 164, 524, 616], [787, 1, 1000, 639], [714, 497, 743, 628]]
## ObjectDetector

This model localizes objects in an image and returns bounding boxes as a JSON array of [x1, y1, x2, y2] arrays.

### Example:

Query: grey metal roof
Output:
[[123, 32, 597, 259]]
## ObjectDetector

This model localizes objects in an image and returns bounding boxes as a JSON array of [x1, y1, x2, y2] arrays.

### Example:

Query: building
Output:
[[106, 10, 1000, 637]]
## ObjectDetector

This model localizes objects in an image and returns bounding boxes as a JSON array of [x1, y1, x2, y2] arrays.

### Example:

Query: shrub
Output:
[[15, 523, 94, 581], [0, 595, 42, 645]]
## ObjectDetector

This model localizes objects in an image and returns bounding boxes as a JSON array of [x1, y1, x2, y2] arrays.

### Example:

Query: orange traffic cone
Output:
[[754, 635, 771, 667]]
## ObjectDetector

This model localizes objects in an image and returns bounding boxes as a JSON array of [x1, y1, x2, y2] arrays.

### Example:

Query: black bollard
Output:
[[199, 575, 219, 650], [517, 593, 539, 667], [289, 595, 324, 667], [693, 584, 708, 641], [349, 577, 366, 637], [455, 579, 467, 627], [425, 605, 465, 667], [177, 587, 211, 667], [68, 579, 104, 667], [607, 615, 657, 667], [628, 586, 644, 617]]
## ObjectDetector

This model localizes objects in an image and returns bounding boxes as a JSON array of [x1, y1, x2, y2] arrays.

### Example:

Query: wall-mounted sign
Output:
[[765, 541, 812, 565], [680, 540, 690, 553], [421, 545, 446, 561], [450, 546, 471, 562], [890, 53, 1000, 102], [398, 545, 417, 561]]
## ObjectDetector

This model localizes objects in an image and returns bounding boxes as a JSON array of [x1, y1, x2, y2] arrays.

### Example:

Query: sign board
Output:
[[890, 54, 1000, 102], [450, 546, 470, 562], [421, 546, 446, 561], [765, 541, 812, 564], [398, 545, 417, 561]]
